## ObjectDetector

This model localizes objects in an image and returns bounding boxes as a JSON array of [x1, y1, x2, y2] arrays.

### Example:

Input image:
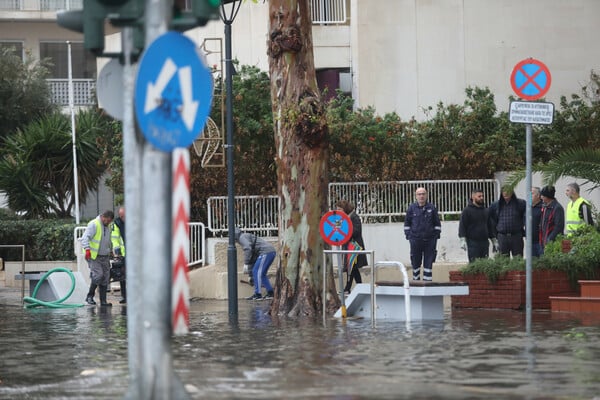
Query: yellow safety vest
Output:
[[111, 223, 126, 257], [86, 218, 102, 260], [566, 197, 590, 236]]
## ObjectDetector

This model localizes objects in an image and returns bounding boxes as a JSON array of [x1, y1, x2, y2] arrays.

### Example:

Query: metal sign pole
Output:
[[525, 123, 533, 333]]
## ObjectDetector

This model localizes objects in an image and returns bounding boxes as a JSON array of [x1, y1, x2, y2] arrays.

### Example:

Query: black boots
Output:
[[86, 283, 97, 305], [99, 285, 112, 307]]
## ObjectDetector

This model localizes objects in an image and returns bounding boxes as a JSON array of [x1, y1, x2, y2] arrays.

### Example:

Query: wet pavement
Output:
[[1, 284, 600, 399]]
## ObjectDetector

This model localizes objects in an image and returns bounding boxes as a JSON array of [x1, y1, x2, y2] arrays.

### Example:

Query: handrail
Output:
[[322, 248, 375, 326], [373, 261, 410, 327], [0, 245, 25, 304]]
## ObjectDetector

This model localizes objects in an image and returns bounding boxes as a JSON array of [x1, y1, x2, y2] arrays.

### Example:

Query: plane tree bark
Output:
[[267, 0, 340, 316]]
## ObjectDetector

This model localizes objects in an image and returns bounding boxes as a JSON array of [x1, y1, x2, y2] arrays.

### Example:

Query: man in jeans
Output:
[[235, 228, 277, 300]]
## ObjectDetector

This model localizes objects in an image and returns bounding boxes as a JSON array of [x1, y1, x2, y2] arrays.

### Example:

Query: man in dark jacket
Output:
[[458, 189, 495, 262], [336, 199, 368, 293], [540, 185, 565, 253], [404, 187, 441, 281], [531, 187, 544, 257], [488, 188, 526, 257]]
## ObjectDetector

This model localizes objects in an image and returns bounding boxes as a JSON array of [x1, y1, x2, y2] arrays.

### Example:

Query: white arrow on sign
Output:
[[144, 57, 177, 114], [178, 66, 198, 131]]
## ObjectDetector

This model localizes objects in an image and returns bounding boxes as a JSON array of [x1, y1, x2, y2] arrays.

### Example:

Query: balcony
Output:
[[48, 78, 95, 106], [0, 0, 81, 20]]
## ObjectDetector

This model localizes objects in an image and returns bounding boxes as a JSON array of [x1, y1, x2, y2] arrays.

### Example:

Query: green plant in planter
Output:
[[460, 227, 600, 286]]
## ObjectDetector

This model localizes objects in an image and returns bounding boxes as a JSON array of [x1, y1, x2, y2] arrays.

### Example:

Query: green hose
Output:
[[24, 267, 84, 309]]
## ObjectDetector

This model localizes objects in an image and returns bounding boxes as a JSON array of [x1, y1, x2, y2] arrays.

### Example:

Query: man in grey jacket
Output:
[[235, 228, 277, 300]]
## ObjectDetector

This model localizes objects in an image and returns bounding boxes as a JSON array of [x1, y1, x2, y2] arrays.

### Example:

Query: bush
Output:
[[461, 228, 600, 286], [0, 219, 76, 261]]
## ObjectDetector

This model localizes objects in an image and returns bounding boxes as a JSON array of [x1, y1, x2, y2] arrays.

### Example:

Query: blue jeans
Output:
[[252, 251, 276, 295]]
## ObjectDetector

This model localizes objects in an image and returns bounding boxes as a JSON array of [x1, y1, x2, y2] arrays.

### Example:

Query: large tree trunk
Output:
[[267, 0, 339, 316]]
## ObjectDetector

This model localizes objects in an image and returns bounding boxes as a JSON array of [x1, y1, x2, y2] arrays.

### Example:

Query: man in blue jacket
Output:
[[404, 187, 441, 281]]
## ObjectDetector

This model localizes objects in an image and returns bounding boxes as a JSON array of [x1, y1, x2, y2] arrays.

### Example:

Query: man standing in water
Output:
[[82, 210, 114, 306]]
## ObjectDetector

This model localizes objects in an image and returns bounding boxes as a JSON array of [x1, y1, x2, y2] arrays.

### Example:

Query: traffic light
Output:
[[172, 0, 224, 31], [57, 0, 144, 55]]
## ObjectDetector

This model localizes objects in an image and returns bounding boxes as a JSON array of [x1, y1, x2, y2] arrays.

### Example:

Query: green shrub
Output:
[[0, 219, 76, 261], [461, 228, 600, 287]]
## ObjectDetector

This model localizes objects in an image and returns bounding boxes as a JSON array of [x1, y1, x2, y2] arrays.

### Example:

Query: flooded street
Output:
[[1, 290, 600, 399]]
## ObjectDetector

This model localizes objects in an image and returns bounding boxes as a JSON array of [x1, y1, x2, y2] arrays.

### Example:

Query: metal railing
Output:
[[311, 0, 347, 24], [0, 245, 26, 303], [206, 195, 280, 235], [47, 79, 96, 106], [74, 222, 206, 268], [206, 179, 500, 232], [0, 0, 81, 11], [328, 179, 500, 222]]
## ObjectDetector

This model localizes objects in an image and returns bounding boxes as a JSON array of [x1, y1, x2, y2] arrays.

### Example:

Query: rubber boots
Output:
[[99, 285, 112, 307], [86, 283, 97, 305]]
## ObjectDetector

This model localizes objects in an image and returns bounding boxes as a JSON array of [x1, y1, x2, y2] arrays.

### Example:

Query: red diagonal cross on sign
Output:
[[516, 66, 543, 93], [510, 58, 551, 101]]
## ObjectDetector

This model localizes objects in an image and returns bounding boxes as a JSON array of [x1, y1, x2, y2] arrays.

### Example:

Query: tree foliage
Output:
[[0, 109, 115, 218], [0, 47, 56, 142]]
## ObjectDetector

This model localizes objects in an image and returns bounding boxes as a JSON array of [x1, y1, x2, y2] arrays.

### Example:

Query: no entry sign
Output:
[[319, 210, 353, 246], [510, 58, 551, 101]]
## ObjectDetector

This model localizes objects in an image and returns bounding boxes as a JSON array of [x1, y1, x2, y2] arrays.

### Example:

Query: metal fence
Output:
[[206, 179, 500, 232], [74, 222, 206, 268], [328, 180, 500, 222], [207, 195, 279, 236], [48, 79, 96, 106]]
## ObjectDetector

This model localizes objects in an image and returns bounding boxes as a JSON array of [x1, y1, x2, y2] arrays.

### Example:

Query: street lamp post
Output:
[[220, 0, 242, 318]]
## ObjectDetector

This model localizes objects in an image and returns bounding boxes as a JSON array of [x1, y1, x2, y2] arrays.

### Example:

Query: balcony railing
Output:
[[0, 0, 81, 11], [311, 0, 347, 24], [47, 79, 96, 106]]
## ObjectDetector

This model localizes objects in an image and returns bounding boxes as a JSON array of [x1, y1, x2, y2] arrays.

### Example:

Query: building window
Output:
[[310, 0, 347, 24], [316, 68, 351, 102], [39, 41, 96, 79]]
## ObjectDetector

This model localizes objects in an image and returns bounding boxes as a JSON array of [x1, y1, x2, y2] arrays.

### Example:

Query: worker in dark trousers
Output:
[[111, 207, 126, 304], [81, 210, 114, 306], [404, 187, 441, 281]]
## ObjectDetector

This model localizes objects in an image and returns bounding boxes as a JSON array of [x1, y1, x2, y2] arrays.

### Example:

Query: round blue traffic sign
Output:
[[320, 210, 353, 246], [135, 31, 214, 152]]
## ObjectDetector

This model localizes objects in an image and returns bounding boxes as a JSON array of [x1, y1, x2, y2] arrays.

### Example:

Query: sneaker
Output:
[[119, 298, 127, 304], [86, 295, 96, 305], [263, 291, 274, 300], [100, 302, 113, 307], [246, 293, 262, 300]]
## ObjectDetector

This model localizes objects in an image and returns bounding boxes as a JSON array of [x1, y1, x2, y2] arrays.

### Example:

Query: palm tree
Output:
[[504, 147, 600, 190], [0, 109, 113, 218]]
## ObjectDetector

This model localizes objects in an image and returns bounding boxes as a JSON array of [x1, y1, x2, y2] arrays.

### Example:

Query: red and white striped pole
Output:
[[172, 148, 190, 335]]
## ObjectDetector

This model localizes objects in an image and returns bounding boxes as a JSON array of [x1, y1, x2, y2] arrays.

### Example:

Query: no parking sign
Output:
[[319, 210, 353, 246]]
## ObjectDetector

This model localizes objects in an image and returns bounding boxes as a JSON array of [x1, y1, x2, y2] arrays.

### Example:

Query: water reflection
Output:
[[1, 300, 599, 399]]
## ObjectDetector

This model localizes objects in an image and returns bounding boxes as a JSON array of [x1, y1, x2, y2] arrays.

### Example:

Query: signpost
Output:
[[509, 58, 553, 333], [135, 31, 214, 152], [319, 210, 353, 246]]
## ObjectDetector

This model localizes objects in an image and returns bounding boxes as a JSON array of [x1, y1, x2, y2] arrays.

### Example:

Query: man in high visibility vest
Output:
[[111, 207, 126, 304], [81, 210, 114, 306], [565, 182, 594, 236]]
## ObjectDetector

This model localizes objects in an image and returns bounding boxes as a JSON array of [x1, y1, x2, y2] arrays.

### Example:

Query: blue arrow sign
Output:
[[135, 31, 213, 152]]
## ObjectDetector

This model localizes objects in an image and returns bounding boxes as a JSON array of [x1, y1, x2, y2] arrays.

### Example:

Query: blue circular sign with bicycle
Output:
[[319, 210, 353, 246], [135, 31, 214, 152]]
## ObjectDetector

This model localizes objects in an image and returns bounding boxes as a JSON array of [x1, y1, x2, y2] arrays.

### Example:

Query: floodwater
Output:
[[1, 293, 600, 400]]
